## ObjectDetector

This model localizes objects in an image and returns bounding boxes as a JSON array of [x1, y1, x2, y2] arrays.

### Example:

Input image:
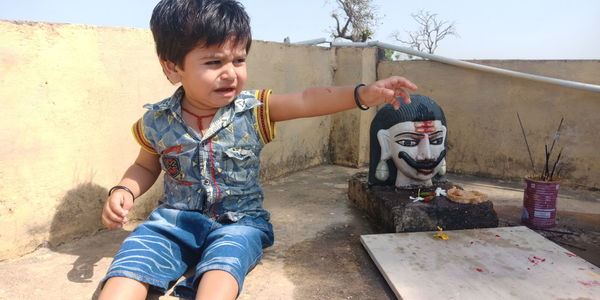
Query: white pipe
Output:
[[322, 39, 600, 93], [369, 41, 600, 93], [330, 41, 370, 48], [294, 38, 328, 45]]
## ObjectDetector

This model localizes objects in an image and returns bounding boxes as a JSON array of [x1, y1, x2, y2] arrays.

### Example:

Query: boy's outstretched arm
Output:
[[101, 148, 161, 229], [268, 76, 417, 122]]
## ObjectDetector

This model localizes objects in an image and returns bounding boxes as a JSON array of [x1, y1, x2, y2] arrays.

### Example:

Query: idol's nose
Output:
[[416, 134, 433, 161]]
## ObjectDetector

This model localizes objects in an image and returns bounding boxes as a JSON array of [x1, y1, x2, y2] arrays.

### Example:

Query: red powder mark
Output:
[[533, 256, 546, 262], [579, 280, 600, 287], [527, 268, 531, 271], [475, 268, 484, 273], [565, 252, 577, 257], [495, 234, 501, 238], [415, 121, 436, 133], [578, 268, 586, 270], [528, 257, 536, 264], [470, 241, 474, 244]]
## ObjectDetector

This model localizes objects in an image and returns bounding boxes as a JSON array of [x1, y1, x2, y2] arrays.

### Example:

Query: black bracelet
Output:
[[354, 84, 369, 110], [108, 185, 135, 201]]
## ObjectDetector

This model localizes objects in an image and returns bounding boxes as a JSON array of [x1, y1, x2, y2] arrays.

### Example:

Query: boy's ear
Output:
[[159, 58, 182, 85]]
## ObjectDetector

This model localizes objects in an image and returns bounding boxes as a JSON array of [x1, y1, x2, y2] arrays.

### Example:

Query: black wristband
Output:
[[108, 185, 135, 201], [354, 84, 369, 110]]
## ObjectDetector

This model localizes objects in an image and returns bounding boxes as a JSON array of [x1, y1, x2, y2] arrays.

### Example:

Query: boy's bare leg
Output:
[[98, 276, 149, 300], [196, 270, 238, 300]]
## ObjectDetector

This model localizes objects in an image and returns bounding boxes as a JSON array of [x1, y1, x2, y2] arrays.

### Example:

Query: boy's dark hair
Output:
[[150, 0, 252, 67]]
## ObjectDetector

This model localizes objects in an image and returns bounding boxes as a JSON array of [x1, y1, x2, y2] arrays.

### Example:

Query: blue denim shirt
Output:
[[132, 88, 275, 225]]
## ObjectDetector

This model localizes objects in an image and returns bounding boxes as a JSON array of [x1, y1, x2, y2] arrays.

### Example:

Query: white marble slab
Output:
[[361, 226, 600, 300]]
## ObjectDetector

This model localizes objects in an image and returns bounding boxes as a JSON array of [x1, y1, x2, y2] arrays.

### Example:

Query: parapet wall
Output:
[[1, 20, 599, 259], [378, 60, 600, 189], [0, 21, 336, 259]]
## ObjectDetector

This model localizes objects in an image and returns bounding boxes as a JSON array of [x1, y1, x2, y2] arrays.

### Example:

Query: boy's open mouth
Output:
[[215, 87, 236, 93]]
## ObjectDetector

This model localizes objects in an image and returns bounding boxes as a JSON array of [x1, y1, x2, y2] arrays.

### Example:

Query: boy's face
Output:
[[175, 38, 248, 110]]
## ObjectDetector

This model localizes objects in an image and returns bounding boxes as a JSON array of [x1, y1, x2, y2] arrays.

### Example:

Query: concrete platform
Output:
[[0, 165, 598, 300]]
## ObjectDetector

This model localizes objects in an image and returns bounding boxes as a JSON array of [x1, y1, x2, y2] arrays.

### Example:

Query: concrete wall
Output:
[[0, 21, 337, 260], [247, 42, 335, 179], [329, 47, 378, 167], [378, 60, 600, 189], [2, 20, 599, 259]]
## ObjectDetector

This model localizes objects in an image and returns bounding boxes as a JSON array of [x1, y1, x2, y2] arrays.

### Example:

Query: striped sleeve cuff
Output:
[[254, 89, 275, 144], [131, 117, 157, 154]]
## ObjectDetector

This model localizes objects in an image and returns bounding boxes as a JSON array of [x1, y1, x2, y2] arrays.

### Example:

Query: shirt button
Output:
[[204, 179, 209, 185]]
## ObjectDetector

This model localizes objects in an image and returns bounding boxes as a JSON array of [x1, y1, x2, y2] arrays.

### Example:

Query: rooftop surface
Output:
[[0, 164, 598, 300]]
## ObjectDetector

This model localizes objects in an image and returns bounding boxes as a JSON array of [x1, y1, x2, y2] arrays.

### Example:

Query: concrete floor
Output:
[[0, 164, 598, 300]]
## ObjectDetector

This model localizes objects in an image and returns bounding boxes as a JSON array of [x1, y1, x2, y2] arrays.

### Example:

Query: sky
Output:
[[1, 0, 599, 59]]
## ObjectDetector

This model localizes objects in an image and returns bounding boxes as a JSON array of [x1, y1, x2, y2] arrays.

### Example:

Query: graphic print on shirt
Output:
[[163, 156, 184, 181]]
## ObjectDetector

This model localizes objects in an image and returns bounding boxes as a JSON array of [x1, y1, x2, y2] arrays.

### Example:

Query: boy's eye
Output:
[[206, 60, 221, 65], [234, 58, 246, 64]]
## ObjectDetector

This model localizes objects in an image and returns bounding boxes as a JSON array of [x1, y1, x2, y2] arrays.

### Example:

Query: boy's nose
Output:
[[416, 134, 433, 161], [221, 65, 236, 80]]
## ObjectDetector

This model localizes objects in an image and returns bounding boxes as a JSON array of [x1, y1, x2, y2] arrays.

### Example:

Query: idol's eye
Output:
[[430, 137, 444, 145], [396, 139, 418, 147]]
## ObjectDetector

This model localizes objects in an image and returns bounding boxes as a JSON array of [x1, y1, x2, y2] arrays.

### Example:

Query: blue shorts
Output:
[[101, 206, 274, 299]]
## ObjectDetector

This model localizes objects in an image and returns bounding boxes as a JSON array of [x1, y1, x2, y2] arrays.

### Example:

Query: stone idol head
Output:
[[368, 95, 448, 188]]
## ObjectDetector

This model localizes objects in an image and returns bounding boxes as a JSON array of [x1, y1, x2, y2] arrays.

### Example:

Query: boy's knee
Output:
[[99, 276, 149, 300], [211, 225, 266, 249]]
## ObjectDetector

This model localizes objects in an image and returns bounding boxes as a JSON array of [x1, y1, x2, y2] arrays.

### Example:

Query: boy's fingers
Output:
[[102, 214, 123, 229], [392, 76, 418, 90], [122, 197, 134, 212], [103, 207, 124, 224], [373, 86, 394, 101], [395, 88, 411, 104], [108, 196, 128, 217]]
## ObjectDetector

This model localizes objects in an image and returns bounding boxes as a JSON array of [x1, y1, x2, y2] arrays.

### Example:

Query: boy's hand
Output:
[[359, 76, 418, 110], [101, 191, 134, 229]]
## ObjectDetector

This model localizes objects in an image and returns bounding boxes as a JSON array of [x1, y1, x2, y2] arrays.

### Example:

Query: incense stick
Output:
[[550, 148, 563, 180], [517, 112, 536, 175]]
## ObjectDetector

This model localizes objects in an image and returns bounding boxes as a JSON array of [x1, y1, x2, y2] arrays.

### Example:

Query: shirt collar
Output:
[[143, 88, 263, 141], [143, 87, 261, 113]]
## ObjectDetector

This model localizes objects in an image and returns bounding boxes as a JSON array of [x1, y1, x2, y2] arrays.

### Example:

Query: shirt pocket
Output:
[[221, 146, 260, 186]]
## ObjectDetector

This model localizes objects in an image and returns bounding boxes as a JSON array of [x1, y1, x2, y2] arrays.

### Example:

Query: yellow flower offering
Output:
[[436, 226, 449, 240]]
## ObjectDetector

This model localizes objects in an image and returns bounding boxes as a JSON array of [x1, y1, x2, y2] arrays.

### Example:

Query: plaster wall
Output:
[[329, 47, 378, 167], [2, 20, 599, 259], [248, 41, 335, 179], [378, 60, 600, 189], [0, 21, 335, 260]]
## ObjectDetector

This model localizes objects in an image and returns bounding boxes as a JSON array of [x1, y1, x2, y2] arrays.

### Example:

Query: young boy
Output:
[[99, 0, 417, 299]]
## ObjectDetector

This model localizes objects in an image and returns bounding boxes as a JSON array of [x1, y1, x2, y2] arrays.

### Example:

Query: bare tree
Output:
[[392, 10, 458, 54], [330, 0, 378, 42]]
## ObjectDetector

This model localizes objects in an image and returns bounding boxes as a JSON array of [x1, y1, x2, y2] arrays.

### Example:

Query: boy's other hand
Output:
[[360, 76, 418, 110], [101, 191, 134, 229]]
